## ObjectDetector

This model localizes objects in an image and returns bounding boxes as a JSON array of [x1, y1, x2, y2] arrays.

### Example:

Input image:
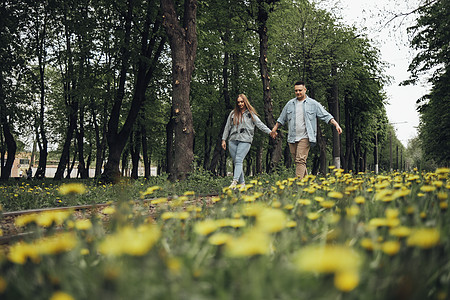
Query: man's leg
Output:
[[289, 138, 310, 179]]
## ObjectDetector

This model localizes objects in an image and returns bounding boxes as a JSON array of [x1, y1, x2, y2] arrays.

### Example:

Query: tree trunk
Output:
[[0, 79, 16, 180], [283, 143, 292, 169], [161, 0, 198, 181], [209, 37, 233, 176], [142, 122, 151, 178], [328, 65, 341, 169], [130, 128, 141, 179], [203, 111, 213, 170], [257, 0, 282, 172], [344, 94, 353, 172], [256, 144, 263, 174], [316, 121, 327, 175]]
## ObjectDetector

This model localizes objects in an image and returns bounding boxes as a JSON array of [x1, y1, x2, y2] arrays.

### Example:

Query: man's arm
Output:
[[271, 122, 281, 135], [329, 119, 342, 134]]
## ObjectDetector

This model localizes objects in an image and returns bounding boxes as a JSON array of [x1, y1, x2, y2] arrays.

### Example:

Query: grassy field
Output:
[[0, 167, 449, 300]]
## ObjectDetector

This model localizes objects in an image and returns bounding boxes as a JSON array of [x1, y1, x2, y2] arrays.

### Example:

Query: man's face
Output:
[[294, 84, 307, 101]]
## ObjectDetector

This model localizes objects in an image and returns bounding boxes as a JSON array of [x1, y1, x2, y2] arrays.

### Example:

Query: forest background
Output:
[[0, 0, 448, 183]]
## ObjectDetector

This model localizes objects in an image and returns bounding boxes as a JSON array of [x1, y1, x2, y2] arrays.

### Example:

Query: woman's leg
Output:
[[233, 142, 251, 184]]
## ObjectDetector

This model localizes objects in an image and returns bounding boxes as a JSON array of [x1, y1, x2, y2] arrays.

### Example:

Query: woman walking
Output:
[[222, 94, 276, 189]]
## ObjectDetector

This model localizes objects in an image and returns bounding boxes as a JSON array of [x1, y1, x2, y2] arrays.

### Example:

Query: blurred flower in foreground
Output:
[[140, 185, 162, 197], [58, 183, 86, 195], [98, 224, 161, 256], [407, 228, 440, 249], [382, 241, 401, 256], [293, 244, 362, 273], [334, 270, 359, 292], [49, 291, 75, 300], [194, 219, 219, 236], [256, 208, 287, 233], [225, 229, 271, 257]]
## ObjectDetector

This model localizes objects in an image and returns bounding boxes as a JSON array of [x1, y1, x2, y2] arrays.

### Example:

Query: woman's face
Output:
[[237, 97, 246, 110]]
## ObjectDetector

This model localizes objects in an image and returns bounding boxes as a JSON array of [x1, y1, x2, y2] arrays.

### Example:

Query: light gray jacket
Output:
[[222, 110, 271, 143]]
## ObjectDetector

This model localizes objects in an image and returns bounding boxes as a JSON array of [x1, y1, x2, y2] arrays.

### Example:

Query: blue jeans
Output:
[[228, 140, 251, 184]]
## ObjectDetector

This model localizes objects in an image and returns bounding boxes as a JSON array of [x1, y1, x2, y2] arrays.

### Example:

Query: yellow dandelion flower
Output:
[[183, 191, 195, 196], [437, 192, 448, 201], [406, 206, 415, 215], [314, 196, 324, 202], [346, 205, 360, 217], [294, 244, 362, 273], [98, 224, 161, 256], [284, 204, 294, 210], [37, 232, 78, 255], [286, 220, 297, 228], [225, 230, 271, 257], [420, 185, 436, 193], [436, 167, 450, 174], [440, 201, 448, 210], [369, 218, 388, 228], [211, 196, 221, 203], [385, 208, 399, 220], [75, 219, 92, 230], [15, 213, 37, 227], [141, 185, 161, 197], [354, 196, 365, 204], [194, 220, 218, 236], [8, 242, 41, 264], [208, 233, 233, 245], [102, 206, 116, 215], [360, 238, 378, 251], [272, 201, 282, 208], [35, 210, 73, 227], [407, 228, 440, 249], [389, 226, 411, 238], [328, 191, 344, 199], [320, 200, 335, 208], [298, 199, 312, 205], [381, 241, 401, 256], [49, 291, 75, 300], [307, 212, 321, 220], [256, 208, 287, 233], [334, 270, 360, 292], [151, 197, 168, 205], [58, 183, 86, 195]]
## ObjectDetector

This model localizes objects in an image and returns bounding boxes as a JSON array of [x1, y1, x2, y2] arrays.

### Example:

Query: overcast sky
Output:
[[322, 0, 430, 147]]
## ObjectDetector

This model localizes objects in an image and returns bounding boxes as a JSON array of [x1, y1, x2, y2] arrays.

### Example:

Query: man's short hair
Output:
[[294, 80, 305, 86]]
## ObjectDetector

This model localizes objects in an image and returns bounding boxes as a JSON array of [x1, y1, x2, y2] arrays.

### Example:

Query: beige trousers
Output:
[[289, 138, 310, 179]]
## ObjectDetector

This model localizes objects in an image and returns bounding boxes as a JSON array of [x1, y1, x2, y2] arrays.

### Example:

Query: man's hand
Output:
[[330, 119, 342, 135], [221, 140, 226, 150], [269, 131, 277, 139]]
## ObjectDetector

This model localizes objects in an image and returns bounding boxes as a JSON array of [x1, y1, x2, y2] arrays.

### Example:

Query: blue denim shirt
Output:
[[222, 110, 272, 143], [277, 96, 334, 146]]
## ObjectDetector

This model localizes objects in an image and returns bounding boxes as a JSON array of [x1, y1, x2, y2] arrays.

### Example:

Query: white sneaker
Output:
[[229, 180, 238, 189]]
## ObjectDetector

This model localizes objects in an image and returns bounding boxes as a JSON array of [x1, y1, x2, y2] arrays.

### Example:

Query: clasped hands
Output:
[[269, 130, 277, 139]]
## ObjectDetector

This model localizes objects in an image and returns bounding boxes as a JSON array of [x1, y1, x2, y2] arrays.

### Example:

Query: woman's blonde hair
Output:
[[232, 94, 258, 125]]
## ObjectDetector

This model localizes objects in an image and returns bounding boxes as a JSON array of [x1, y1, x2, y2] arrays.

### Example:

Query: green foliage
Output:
[[407, 0, 450, 166]]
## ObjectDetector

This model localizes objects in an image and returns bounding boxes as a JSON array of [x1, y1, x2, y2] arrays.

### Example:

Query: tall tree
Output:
[[407, 0, 450, 165], [102, 0, 166, 182], [161, 0, 198, 181]]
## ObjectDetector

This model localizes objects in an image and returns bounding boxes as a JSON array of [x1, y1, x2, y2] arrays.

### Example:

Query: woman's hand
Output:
[[221, 140, 226, 150]]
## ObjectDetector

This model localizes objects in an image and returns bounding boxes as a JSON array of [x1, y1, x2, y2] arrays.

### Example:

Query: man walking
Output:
[[271, 81, 342, 179]]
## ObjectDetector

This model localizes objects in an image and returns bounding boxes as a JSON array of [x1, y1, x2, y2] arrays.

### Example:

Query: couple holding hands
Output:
[[222, 81, 342, 189]]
